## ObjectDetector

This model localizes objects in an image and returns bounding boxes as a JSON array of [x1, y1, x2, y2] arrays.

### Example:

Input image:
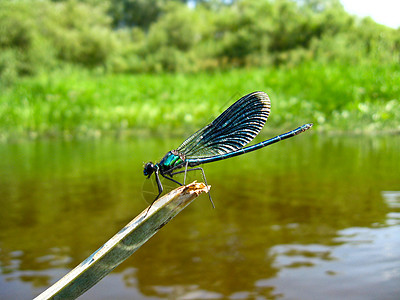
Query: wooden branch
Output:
[[34, 181, 210, 300]]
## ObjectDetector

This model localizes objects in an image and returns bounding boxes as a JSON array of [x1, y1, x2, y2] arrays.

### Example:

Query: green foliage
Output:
[[143, 2, 199, 72], [211, 0, 272, 66], [1, 62, 399, 140], [0, 0, 117, 83], [1, 0, 400, 138], [43, 0, 116, 67], [107, 0, 166, 29], [0, 1, 55, 82], [1, 0, 399, 79], [311, 16, 400, 65]]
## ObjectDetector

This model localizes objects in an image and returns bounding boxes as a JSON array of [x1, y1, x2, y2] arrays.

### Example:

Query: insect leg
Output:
[[161, 173, 183, 186], [184, 160, 189, 185], [171, 167, 215, 209], [145, 169, 163, 217], [154, 169, 163, 200]]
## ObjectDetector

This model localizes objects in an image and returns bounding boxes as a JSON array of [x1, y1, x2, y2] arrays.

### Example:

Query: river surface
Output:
[[0, 133, 399, 299]]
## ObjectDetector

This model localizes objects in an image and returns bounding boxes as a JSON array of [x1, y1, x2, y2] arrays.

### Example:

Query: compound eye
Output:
[[143, 162, 154, 176]]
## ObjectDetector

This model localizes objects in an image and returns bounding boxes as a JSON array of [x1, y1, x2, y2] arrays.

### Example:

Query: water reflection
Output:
[[0, 135, 399, 299]]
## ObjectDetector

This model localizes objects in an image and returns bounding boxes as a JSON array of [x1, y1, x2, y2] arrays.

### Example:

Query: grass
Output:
[[1, 62, 400, 141]]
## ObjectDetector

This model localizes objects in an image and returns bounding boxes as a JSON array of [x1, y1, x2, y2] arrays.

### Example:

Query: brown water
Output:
[[0, 134, 399, 299]]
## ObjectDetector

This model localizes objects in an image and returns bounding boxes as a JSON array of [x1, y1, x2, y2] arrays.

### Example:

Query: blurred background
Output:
[[0, 0, 399, 299], [1, 0, 400, 137]]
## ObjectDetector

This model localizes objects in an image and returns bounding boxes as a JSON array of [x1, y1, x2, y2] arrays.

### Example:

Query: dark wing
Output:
[[176, 91, 271, 158]]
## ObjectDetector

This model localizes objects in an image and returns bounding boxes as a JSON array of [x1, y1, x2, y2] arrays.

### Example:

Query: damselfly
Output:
[[143, 91, 312, 209]]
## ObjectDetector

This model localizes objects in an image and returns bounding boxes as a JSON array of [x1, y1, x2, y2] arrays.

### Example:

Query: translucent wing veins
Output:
[[176, 91, 271, 158]]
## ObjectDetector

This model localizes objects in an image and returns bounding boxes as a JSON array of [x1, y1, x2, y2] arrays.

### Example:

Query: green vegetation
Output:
[[0, 0, 399, 139], [1, 62, 399, 140], [2, 0, 399, 77]]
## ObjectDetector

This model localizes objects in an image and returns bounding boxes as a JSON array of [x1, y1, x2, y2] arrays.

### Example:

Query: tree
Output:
[[108, 0, 166, 29]]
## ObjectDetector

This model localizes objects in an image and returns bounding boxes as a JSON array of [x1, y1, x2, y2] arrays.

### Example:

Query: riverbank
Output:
[[1, 62, 399, 141]]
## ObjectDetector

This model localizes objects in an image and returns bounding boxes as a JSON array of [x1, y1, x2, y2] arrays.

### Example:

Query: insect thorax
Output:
[[159, 150, 186, 173]]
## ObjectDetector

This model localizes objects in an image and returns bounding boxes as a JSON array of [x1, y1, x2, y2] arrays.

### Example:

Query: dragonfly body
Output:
[[143, 91, 313, 210], [185, 123, 312, 166], [159, 150, 185, 172]]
